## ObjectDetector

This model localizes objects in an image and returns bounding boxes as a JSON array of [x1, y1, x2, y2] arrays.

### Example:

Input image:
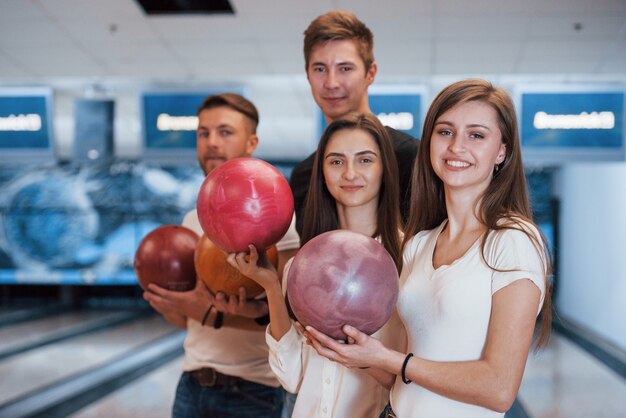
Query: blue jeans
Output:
[[281, 391, 297, 418], [172, 371, 283, 418], [378, 403, 397, 418]]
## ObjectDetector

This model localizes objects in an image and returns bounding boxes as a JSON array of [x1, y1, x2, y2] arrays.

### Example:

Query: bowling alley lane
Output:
[[69, 355, 183, 418], [58, 329, 626, 418], [0, 313, 177, 405], [0, 303, 68, 327], [0, 309, 141, 357], [518, 333, 626, 418]]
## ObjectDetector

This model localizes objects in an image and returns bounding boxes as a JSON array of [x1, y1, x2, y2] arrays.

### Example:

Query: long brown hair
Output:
[[301, 112, 402, 271], [405, 79, 552, 347]]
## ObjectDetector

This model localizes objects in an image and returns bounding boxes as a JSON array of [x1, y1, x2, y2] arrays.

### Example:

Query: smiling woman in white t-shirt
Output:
[[303, 79, 553, 418]]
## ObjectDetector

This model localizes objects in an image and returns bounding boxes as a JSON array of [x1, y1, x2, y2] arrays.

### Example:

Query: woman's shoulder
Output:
[[404, 228, 433, 246], [492, 215, 542, 241], [403, 221, 445, 253], [486, 215, 545, 258]]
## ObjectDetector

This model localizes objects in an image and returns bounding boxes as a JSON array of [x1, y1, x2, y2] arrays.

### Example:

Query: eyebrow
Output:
[[324, 150, 378, 158], [435, 120, 492, 131], [311, 60, 356, 67], [198, 123, 234, 131]]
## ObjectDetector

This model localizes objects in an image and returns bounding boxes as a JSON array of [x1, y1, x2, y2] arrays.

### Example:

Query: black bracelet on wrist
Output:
[[401, 352, 414, 384], [213, 311, 224, 329], [201, 305, 214, 326]]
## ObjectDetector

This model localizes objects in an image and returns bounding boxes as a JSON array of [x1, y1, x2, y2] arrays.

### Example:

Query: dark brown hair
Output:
[[405, 79, 552, 347], [303, 10, 374, 72], [301, 112, 402, 271], [197, 93, 259, 133]]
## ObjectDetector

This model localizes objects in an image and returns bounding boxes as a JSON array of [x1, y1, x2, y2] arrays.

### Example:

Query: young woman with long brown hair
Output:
[[228, 112, 406, 418], [304, 79, 552, 418]]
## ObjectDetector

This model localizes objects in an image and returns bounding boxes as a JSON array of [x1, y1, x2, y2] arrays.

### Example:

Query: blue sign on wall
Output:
[[370, 93, 422, 139], [0, 92, 51, 151], [142, 93, 209, 150], [520, 90, 625, 163], [318, 87, 423, 139]]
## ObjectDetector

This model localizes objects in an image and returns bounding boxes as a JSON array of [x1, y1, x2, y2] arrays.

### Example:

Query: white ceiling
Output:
[[1, 0, 625, 80], [0, 0, 625, 160]]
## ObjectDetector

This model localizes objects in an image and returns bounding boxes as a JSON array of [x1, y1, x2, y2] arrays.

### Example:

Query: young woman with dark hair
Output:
[[228, 112, 405, 418]]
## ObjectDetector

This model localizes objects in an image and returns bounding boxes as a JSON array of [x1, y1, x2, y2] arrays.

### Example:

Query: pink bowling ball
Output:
[[196, 157, 294, 253], [287, 230, 399, 340]]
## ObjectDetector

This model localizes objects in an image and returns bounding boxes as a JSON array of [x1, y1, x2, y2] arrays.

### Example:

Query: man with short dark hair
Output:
[[144, 93, 298, 418], [290, 10, 419, 236]]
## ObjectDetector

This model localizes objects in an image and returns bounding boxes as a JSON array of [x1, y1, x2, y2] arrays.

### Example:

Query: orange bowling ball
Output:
[[194, 234, 278, 298]]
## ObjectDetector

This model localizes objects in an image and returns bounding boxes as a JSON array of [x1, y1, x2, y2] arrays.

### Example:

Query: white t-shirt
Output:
[[181, 209, 300, 387], [390, 219, 546, 418], [267, 256, 406, 418]]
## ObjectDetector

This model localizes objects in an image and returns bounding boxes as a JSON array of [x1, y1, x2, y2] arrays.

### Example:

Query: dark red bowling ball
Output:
[[134, 225, 199, 291], [196, 157, 294, 253], [287, 230, 399, 340]]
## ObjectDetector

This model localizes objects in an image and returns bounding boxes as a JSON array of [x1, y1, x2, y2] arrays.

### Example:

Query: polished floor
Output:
[[0, 312, 175, 406], [70, 357, 183, 418], [519, 335, 626, 418], [0, 307, 624, 418]]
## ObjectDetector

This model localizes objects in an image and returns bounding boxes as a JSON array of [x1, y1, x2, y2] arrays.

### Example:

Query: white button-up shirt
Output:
[[266, 320, 404, 418], [266, 256, 405, 418]]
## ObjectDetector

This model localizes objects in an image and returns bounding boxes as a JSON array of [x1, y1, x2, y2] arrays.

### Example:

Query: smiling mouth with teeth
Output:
[[446, 160, 471, 168]]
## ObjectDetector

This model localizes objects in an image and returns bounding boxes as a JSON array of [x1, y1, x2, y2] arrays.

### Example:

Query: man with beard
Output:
[[144, 93, 298, 418]]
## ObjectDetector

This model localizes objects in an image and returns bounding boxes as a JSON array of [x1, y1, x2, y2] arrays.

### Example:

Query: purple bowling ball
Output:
[[287, 230, 399, 340]]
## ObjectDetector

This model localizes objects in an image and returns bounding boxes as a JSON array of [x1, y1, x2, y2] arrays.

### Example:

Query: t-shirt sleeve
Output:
[[486, 223, 547, 314], [401, 234, 418, 269], [276, 214, 300, 252], [182, 209, 203, 236], [401, 230, 430, 271]]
